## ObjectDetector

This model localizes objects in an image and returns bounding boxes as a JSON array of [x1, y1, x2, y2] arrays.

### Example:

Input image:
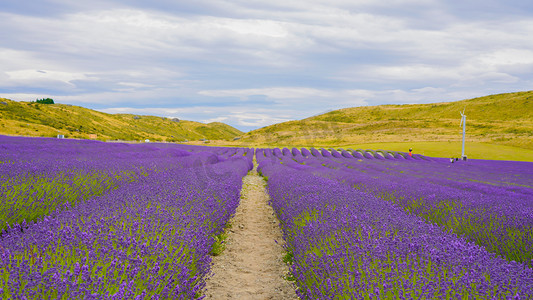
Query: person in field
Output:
[[408, 148, 413, 157]]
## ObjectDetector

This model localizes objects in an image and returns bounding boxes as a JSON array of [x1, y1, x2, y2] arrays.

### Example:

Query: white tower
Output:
[[460, 109, 467, 161]]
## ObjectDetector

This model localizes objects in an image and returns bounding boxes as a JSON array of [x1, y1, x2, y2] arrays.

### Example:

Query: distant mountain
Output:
[[237, 91, 533, 150], [0, 98, 242, 142]]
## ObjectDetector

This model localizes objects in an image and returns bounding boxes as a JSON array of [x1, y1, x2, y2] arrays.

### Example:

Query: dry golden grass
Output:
[[233, 91, 533, 153], [0, 99, 242, 141]]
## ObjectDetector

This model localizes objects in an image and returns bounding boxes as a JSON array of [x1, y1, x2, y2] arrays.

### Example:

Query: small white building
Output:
[[57, 134, 64, 139]]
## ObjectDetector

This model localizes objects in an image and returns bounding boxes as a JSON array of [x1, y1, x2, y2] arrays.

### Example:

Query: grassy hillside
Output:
[[0, 98, 242, 142], [232, 91, 533, 160]]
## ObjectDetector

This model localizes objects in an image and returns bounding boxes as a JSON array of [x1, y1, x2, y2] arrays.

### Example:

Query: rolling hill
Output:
[[0, 98, 242, 142], [232, 91, 533, 159]]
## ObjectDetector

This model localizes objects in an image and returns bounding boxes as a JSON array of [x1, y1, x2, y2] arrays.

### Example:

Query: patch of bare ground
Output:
[[203, 165, 297, 300]]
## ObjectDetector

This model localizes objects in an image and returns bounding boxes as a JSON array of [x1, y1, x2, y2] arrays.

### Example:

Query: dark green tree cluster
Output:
[[35, 98, 54, 104]]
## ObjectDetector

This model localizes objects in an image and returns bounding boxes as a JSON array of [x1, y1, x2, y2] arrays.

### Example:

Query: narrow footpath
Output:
[[203, 163, 297, 299]]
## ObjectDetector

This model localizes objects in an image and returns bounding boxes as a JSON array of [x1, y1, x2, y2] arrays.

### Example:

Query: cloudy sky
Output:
[[1, 0, 532, 131]]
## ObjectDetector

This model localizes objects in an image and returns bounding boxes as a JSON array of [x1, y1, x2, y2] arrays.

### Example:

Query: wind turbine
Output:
[[460, 109, 467, 161]]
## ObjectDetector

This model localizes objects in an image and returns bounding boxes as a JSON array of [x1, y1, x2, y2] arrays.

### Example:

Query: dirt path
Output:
[[203, 165, 297, 300]]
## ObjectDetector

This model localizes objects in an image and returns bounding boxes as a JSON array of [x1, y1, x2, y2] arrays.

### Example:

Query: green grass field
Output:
[[338, 141, 533, 162]]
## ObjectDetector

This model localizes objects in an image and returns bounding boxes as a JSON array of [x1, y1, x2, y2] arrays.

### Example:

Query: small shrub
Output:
[[210, 230, 229, 256]]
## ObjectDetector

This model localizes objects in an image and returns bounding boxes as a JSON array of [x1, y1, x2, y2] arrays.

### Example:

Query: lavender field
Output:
[[257, 148, 533, 299], [2, 136, 533, 299], [1, 136, 253, 299]]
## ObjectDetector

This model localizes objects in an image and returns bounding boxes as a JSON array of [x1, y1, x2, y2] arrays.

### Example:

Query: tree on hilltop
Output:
[[35, 98, 55, 104]]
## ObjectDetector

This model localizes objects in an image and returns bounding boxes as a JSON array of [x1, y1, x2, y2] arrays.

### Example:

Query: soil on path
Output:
[[203, 166, 297, 300]]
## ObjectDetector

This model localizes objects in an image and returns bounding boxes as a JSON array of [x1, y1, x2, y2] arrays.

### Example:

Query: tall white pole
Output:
[[461, 111, 466, 160]]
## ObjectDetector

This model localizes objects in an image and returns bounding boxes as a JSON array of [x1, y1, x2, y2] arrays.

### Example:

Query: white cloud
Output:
[[478, 49, 533, 66], [214, 18, 288, 37], [202, 116, 230, 123], [0, 48, 50, 71], [6, 69, 89, 85], [117, 82, 154, 88], [199, 87, 336, 99], [227, 111, 293, 127], [353, 65, 460, 82]]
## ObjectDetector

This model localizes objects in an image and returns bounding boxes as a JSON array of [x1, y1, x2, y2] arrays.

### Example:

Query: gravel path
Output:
[[203, 166, 297, 299]]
